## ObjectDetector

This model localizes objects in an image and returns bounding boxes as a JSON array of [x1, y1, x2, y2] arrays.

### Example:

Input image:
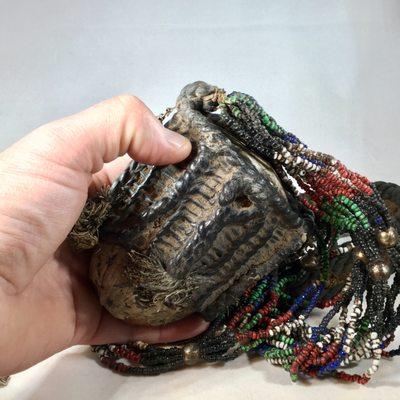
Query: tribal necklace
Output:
[[93, 88, 400, 385]]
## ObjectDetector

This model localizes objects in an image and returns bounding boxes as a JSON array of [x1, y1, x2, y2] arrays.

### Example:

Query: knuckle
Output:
[[112, 94, 147, 146], [114, 94, 143, 113]]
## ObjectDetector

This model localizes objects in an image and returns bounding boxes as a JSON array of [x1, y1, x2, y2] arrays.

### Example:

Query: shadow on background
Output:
[[26, 349, 126, 400]]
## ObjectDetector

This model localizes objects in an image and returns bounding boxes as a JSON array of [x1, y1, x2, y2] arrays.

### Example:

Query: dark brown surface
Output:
[[74, 82, 309, 325], [70, 83, 400, 328]]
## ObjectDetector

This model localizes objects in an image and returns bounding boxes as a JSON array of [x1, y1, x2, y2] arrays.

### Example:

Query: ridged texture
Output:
[[86, 82, 309, 325]]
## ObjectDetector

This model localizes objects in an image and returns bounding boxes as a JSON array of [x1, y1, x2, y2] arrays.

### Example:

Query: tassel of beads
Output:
[[209, 90, 400, 383], [92, 88, 400, 384]]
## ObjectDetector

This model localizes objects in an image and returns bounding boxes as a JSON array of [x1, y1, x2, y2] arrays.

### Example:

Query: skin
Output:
[[0, 94, 209, 376]]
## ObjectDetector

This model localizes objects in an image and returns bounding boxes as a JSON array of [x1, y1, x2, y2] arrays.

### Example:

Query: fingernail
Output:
[[163, 128, 191, 149]]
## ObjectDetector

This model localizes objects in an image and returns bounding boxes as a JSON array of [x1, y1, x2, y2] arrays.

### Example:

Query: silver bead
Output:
[[183, 344, 200, 366]]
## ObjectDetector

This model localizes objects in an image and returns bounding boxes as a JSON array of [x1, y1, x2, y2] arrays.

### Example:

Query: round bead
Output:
[[354, 248, 368, 264], [183, 344, 200, 366], [377, 227, 398, 248], [369, 260, 392, 281], [0, 376, 10, 387], [301, 254, 319, 269]]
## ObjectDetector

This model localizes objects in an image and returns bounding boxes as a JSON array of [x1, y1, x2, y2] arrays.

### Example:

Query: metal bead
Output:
[[133, 341, 149, 350], [377, 227, 399, 248], [369, 260, 392, 281], [0, 376, 10, 387], [354, 248, 368, 264], [214, 325, 228, 337], [300, 254, 319, 270], [183, 344, 200, 366]]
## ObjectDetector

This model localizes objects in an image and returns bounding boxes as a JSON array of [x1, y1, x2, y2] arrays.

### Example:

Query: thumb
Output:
[[85, 312, 209, 346], [0, 95, 191, 293], [28, 94, 191, 169]]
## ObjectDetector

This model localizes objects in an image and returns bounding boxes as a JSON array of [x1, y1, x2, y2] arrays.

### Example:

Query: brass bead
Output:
[[214, 325, 228, 337], [134, 341, 149, 350], [369, 260, 392, 281], [183, 344, 200, 366], [300, 254, 319, 270], [354, 248, 368, 264], [0, 376, 10, 387], [377, 227, 399, 248]]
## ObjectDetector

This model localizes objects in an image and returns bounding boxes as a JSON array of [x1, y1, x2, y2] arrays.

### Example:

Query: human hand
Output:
[[0, 95, 208, 376]]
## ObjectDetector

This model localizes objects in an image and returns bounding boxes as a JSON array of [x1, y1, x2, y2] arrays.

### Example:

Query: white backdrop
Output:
[[1, 1, 400, 399]]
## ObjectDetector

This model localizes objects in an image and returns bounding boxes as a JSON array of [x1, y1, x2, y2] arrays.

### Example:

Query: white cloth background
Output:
[[1, 1, 400, 399]]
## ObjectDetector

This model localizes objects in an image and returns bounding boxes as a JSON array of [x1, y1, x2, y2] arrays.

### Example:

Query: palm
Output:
[[3, 245, 100, 372]]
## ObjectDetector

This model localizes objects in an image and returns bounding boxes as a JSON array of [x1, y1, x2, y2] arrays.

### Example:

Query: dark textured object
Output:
[[375, 181, 400, 232], [70, 82, 310, 326], [70, 82, 400, 382], [70, 82, 400, 328]]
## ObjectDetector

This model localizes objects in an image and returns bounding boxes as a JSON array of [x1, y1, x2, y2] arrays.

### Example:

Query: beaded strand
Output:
[[208, 90, 400, 383], [92, 87, 400, 384]]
